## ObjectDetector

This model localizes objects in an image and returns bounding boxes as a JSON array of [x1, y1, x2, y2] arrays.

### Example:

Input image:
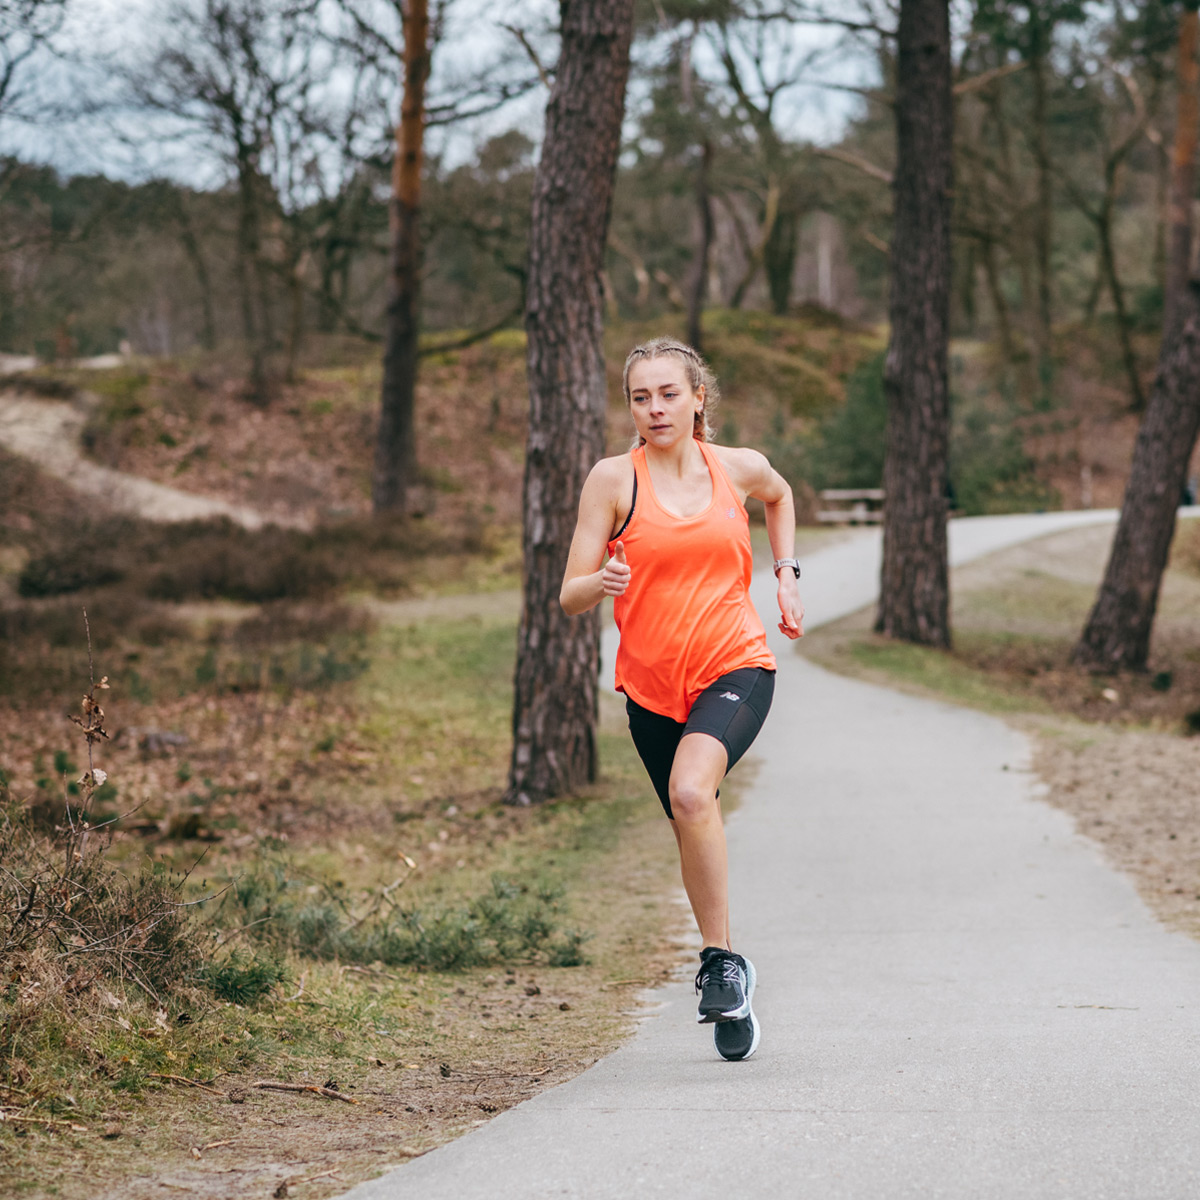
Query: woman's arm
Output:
[[560, 459, 632, 615], [719, 446, 805, 639]]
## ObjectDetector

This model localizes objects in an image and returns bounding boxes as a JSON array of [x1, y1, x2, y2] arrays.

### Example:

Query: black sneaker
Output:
[[713, 957, 758, 1061], [695, 947, 750, 1023]]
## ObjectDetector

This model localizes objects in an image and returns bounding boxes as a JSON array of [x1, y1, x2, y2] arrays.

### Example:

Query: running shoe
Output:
[[713, 957, 758, 1061], [695, 946, 751, 1023]]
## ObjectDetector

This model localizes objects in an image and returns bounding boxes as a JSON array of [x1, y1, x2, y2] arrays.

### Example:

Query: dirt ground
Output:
[[1028, 717, 1200, 939]]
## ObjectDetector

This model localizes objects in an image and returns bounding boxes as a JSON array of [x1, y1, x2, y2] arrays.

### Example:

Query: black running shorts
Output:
[[625, 666, 775, 819]]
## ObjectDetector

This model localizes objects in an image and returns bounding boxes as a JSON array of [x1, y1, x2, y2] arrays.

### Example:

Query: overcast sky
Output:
[[4, 0, 870, 187]]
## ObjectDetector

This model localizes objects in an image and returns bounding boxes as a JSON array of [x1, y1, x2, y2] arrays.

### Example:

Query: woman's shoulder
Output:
[[710, 443, 770, 487], [587, 452, 636, 489]]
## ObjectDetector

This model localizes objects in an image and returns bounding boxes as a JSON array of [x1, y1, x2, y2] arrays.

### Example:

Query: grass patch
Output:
[[801, 520, 1200, 735], [0, 598, 684, 1198]]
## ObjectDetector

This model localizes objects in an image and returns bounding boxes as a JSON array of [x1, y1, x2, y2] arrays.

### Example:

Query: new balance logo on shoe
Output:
[[695, 947, 751, 1024], [719, 691, 740, 702]]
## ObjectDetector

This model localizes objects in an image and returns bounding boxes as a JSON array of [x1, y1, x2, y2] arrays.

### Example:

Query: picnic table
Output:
[[816, 488, 884, 524]]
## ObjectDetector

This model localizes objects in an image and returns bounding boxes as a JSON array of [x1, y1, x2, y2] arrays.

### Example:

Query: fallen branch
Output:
[[253, 1081, 359, 1104], [148, 1073, 225, 1096], [292, 1167, 344, 1185], [0, 1111, 88, 1131]]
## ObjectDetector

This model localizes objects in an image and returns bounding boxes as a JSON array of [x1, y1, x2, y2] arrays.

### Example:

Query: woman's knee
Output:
[[668, 777, 717, 823]]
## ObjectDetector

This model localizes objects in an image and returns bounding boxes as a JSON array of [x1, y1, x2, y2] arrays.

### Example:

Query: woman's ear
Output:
[[694, 384, 705, 412]]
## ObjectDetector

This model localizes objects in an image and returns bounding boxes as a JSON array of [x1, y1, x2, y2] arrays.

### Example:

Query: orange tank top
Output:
[[607, 441, 775, 722]]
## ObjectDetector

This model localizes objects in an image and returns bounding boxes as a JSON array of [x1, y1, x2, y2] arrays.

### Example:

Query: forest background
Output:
[[3, 0, 1191, 517]]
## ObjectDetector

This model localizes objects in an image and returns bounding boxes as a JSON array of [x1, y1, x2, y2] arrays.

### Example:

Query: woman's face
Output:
[[626, 357, 704, 449]]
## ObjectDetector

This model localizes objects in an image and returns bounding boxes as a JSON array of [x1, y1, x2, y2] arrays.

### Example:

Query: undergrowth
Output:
[[211, 862, 590, 972]]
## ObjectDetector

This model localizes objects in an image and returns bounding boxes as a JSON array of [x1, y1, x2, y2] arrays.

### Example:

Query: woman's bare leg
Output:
[[667, 732, 730, 949]]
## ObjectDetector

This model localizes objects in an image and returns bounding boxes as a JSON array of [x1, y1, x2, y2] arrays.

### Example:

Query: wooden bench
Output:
[[817, 488, 884, 524]]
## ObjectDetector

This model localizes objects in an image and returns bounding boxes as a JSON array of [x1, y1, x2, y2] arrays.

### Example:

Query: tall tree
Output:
[[372, 0, 430, 513], [1166, 4, 1200, 331], [506, 0, 635, 807], [0, 0, 67, 124], [972, 0, 1087, 382], [1073, 2, 1200, 673], [135, 0, 335, 402], [874, 0, 953, 647]]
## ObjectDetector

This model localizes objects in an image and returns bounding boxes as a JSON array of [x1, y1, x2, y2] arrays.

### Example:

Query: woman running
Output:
[[560, 337, 803, 1061]]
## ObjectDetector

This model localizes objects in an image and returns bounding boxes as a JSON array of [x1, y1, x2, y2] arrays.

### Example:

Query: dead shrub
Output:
[[231, 601, 375, 647], [144, 524, 339, 603]]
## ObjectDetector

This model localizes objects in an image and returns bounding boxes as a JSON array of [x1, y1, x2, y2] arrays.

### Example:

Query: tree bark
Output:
[[765, 202, 800, 316], [233, 142, 269, 405], [174, 193, 216, 352], [1095, 187, 1146, 411], [1029, 28, 1054, 386], [687, 137, 714, 353], [1072, 287, 1200, 671], [1165, 7, 1200, 332], [875, 0, 953, 648], [1073, 9, 1200, 673], [372, 0, 430, 514], [506, 0, 635, 806]]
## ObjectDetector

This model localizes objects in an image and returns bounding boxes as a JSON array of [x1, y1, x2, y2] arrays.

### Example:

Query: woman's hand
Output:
[[777, 575, 804, 639], [601, 540, 631, 597]]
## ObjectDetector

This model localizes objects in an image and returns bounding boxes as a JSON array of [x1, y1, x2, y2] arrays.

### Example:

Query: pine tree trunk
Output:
[[1030, 36, 1054, 385], [373, 0, 430, 514], [1073, 12, 1200, 674], [234, 148, 269, 405], [174, 195, 216, 351], [687, 138, 713, 353], [1072, 289, 1200, 671], [1165, 7, 1200, 332], [1096, 189, 1146, 411], [506, 0, 635, 806], [765, 203, 799, 316], [875, 0, 953, 648]]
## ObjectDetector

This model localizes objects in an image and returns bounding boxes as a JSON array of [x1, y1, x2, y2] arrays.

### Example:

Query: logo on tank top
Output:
[[726, 507, 737, 519], [719, 691, 740, 702]]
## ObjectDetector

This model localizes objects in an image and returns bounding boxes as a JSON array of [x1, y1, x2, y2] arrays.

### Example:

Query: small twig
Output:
[[10, 880, 36, 930], [500, 23, 552, 89], [285, 970, 308, 1003], [201, 1139, 236, 1150], [600, 979, 648, 990], [0, 1112, 88, 1130], [292, 1168, 344, 1185], [253, 1081, 359, 1104], [454, 1066, 553, 1082], [148, 1073, 225, 1095], [344, 964, 401, 980]]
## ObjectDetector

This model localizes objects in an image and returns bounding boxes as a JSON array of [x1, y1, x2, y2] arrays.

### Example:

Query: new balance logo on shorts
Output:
[[719, 691, 740, 701]]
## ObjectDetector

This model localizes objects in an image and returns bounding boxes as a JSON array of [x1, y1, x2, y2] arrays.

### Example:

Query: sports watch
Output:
[[773, 557, 801, 579]]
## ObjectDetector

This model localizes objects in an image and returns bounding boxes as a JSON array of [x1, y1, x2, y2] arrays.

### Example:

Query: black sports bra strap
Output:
[[612, 467, 637, 541]]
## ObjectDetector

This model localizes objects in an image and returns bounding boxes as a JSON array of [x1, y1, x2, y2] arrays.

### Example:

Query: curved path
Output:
[[0, 390, 304, 529], [342, 507, 1200, 1200]]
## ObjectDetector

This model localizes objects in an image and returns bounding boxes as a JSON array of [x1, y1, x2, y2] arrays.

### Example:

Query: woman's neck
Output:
[[643, 435, 703, 477]]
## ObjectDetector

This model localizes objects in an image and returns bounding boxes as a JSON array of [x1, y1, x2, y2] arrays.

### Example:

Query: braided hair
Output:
[[621, 337, 721, 444]]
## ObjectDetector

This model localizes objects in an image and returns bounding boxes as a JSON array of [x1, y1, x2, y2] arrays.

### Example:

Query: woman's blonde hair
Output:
[[622, 337, 721, 444]]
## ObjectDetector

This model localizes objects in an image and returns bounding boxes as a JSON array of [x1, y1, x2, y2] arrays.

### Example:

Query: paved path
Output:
[[343, 510, 1200, 1200]]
